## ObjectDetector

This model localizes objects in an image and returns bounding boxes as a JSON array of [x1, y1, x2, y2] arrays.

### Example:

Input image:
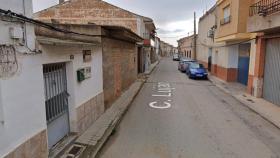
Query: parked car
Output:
[[186, 62, 208, 79], [173, 54, 180, 61], [178, 58, 196, 72]]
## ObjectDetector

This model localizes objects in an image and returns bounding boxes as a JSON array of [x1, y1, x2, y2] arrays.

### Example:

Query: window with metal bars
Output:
[[43, 63, 69, 123]]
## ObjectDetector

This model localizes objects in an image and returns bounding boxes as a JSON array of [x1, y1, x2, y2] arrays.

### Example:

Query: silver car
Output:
[[178, 58, 196, 72]]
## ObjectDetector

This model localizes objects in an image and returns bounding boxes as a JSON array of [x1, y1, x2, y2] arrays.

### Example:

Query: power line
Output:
[[0, 8, 104, 38]]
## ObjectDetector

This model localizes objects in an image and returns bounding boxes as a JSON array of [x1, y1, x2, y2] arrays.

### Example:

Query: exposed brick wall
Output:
[[35, 0, 139, 34], [102, 38, 137, 109], [249, 37, 266, 98], [247, 74, 254, 94], [254, 37, 266, 78]]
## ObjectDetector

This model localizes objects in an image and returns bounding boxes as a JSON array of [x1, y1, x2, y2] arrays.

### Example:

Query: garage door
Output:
[[263, 38, 280, 106]]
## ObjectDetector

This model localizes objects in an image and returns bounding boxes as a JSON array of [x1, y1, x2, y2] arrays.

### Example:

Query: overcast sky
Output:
[[33, 0, 215, 46]]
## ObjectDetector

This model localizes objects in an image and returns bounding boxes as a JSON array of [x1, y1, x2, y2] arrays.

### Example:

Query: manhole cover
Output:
[[69, 146, 83, 155]]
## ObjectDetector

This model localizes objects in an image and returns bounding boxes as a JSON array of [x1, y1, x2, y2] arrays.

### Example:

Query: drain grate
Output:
[[63, 144, 86, 158], [69, 146, 83, 155]]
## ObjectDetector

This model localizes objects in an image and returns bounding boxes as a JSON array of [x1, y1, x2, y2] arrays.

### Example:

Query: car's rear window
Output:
[[190, 63, 204, 69]]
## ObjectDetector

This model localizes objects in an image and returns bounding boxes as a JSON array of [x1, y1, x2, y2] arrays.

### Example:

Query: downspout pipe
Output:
[[22, 0, 28, 48]]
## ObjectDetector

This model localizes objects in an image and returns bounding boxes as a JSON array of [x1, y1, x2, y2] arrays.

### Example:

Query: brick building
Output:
[[35, 0, 146, 108], [160, 41, 174, 57], [35, 0, 157, 74], [178, 35, 197, 59]]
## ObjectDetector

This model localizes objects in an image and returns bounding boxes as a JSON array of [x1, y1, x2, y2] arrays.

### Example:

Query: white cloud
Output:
[[157, 20, 196, 46]]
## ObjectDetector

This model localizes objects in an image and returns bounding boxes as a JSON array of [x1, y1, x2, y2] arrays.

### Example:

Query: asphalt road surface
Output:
[[97, 58, 280, 158]]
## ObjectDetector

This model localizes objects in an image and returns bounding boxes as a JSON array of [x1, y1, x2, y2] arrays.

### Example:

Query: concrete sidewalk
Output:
[[61, 80, 144, 158], [145, 61, 159, 75], [209, 75, 280, 129]]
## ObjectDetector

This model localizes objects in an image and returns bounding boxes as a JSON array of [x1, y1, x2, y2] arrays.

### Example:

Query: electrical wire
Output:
[[0, 8, 103, 38], [0, 8, 143, 49]]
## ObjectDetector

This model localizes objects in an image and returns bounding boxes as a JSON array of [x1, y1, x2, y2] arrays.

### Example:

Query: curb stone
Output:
[[208, 75, 280, 130], [60, 81, 145, 158], [145, 60, 160, 75]]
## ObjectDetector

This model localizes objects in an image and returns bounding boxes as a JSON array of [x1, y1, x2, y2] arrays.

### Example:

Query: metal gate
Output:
[[237, 57, 250, 85], [263, 38, 280, 106], [43, 63, 70, 149], [208, 48, 212, 72], [237, 43, 250, 85]]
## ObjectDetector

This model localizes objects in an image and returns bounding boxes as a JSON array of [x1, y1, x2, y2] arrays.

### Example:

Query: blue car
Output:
[[186, 62, 208, 79]]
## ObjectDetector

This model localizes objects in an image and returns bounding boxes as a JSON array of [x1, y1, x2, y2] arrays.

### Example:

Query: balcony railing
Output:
[[250, 0, 280, 17], [220, 16, 231, 25]]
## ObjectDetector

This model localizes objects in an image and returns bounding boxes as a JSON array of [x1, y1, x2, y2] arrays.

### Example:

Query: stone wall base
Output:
[[5, 130, 48, 158], [252, 77, 264, 98], [211, 64, 237, 82], [76, 92, 105, 134]]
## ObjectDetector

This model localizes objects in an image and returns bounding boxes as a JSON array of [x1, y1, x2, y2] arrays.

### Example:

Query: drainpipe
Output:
[[22, 0, 28, 48], [193, 12, 197, 60]]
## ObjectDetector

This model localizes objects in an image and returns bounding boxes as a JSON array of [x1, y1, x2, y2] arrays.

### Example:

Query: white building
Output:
[[0, 1, 104, 157], [197, 5, 217, 71]]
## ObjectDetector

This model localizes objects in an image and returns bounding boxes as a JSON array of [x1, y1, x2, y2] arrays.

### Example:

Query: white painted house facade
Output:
[[0, 1, 104, 157]]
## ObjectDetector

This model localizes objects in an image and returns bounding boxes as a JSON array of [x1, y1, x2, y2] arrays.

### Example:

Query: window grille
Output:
[[250, 0, 280, 17]]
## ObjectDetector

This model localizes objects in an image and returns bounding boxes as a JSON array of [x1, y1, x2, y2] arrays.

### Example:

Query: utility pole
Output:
[[193, 12, 197, 60]]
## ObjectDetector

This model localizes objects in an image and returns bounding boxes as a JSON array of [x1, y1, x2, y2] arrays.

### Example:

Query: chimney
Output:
[[59, 0, 65, 4]]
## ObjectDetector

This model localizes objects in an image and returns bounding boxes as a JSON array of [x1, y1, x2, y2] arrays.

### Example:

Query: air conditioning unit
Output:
[[9, 26, 23, 39], [207, 29, 214, 38]]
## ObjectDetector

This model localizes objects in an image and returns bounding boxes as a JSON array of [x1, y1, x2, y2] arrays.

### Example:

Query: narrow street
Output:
[[97, 58, 280, 158]]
